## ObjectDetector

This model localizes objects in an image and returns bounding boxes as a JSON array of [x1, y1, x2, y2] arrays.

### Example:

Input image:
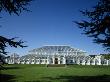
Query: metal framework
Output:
[[6, 45, 110, 65]]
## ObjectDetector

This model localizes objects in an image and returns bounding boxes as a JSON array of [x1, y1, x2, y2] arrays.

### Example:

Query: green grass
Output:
[[1, 64, 110, 82]]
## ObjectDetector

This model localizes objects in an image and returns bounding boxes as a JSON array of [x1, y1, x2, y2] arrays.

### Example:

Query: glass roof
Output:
[[20, 45, 87, 59], [29, 45, 86, 54]]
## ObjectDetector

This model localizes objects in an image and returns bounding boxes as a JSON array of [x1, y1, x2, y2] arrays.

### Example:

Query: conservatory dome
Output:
[[28, 45, 86, 56], [6, 45, 110, 65]]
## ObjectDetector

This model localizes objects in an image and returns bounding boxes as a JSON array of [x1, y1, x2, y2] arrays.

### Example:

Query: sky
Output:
[[0, 0, 108, 56]]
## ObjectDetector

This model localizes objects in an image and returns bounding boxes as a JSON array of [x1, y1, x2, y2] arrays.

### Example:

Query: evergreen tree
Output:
[[0, 0, 33, 64], [75, 0, 110, 51]]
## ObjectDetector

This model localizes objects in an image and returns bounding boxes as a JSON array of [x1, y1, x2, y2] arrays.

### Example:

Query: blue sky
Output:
[[0, 0, 108, 56]]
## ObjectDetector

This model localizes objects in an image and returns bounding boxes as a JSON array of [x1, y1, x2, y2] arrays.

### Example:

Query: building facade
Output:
[[6, 45, 110, 65]]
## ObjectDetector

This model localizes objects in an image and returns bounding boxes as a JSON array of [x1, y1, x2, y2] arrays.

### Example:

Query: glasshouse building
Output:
[[6, 45, 110, 65]]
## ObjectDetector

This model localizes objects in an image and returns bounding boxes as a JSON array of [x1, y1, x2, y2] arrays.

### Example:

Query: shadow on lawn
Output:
[[26, 75, 110, 82], [44, 75, 110, 82], [0, 66, 21, 70], [0, 66, 20, 82], [0, 74, 16, 82]]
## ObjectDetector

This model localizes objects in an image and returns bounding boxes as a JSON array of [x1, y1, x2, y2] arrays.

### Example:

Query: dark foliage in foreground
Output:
[[0, 0, 33, 65], [0, 0, 32, 15], [0, 36, 27, 55], [75, 0, 110, 51]]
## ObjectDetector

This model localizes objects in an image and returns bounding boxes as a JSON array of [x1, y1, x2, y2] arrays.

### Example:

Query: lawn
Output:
[[0, 64, 110, 82]]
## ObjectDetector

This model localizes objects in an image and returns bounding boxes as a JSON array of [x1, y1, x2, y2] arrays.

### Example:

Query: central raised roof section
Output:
[[28, 45, 86, 56], [43, 45, 70, 46]]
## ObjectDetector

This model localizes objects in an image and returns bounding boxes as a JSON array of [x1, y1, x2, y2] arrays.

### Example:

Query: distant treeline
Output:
[[101, 54, 110, 59]]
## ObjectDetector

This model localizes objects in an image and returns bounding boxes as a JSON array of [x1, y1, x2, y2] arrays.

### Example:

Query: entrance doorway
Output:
[[55, 58, 58, 64]]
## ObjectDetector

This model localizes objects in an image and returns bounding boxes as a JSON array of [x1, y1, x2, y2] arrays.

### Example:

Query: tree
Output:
[[101, 54, 110, 59], [0, 0, 32, 15], [75, 0, 110, 51], [0, 0, 33, 64]]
